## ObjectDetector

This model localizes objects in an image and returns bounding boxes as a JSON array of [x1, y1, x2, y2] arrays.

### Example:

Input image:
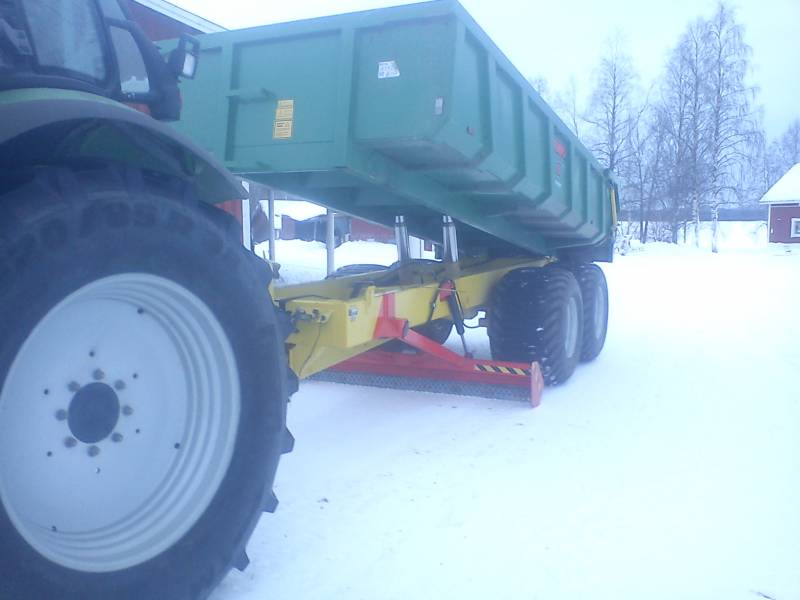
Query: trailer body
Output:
[[173, 0, 618, 260]]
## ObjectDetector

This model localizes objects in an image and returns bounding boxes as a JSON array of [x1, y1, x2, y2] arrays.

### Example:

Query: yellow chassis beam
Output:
[[272, 257, 551, 379]]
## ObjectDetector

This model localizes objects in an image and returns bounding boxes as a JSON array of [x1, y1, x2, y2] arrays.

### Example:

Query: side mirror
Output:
[[168, 35, 200, 79]]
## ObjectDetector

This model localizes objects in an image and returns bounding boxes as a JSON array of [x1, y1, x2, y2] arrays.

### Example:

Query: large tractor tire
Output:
[[488, 266, 583, 385], [0, 167, 293, 600], [568, 263, 609, 362]]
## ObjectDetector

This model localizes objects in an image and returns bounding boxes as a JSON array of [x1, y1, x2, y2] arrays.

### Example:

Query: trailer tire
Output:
[[488, 266, 583, 385], [0, 167, 291, 600], [568, 263, 608, 362]]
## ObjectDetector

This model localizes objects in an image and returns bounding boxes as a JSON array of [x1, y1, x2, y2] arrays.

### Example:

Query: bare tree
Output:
[[703, 2, 758, 252], [528, 75, 551, 102], [625, 95, 668, 242], [651, 4, 759, 249], [770, 119, 800, 179], [679, 19, 709, 247], [658, 28, 702, 243], [584, 34, 637, 174], [553, 76, 584, 139], [735, 127, 772, 207]]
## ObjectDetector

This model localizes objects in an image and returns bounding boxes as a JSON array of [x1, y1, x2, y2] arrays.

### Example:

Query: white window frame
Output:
[[791, 218, 800, 238]]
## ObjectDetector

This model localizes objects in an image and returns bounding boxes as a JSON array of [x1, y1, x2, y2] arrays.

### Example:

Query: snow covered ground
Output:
[[217, 238, 800, 600], [618, 220, 769, 253]]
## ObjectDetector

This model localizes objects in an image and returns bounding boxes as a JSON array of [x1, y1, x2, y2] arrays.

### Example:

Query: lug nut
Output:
[[114, 380, 126, 391], [64, 437, 77, 449], [55, 409, 68, 421], [92, 369, 105, 381], [68, 381, 81, 393], [122, 405, 134, 416], [111, 432, 123, 443], [87, 446, 100, 457]]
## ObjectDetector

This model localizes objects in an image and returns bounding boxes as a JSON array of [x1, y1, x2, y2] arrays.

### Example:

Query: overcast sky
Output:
[[170, 0, 799, 139]]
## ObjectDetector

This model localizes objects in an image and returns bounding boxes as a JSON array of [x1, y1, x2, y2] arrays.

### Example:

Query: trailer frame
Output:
[[273, 255, 552, 397]]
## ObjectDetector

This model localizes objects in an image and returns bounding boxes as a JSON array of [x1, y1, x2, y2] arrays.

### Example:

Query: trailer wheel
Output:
[[0, 168, 291, 600], [488, 266, 583, 385], [568, 263, 608, 362]]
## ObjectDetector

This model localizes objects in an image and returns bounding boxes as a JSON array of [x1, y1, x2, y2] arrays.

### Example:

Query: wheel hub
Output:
[[67, 382, 120, 444], [0, 273, 241, 573]]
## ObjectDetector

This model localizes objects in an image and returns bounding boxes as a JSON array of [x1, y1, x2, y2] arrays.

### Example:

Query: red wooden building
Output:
[[761, 163, 800, 245]]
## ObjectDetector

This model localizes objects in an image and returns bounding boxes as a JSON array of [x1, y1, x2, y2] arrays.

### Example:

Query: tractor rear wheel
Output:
[[0, 167, 292, 600], [488, 266, 583, 385]]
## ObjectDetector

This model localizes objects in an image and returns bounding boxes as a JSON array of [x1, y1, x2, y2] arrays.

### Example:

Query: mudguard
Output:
[[0, 88, 245, 203]]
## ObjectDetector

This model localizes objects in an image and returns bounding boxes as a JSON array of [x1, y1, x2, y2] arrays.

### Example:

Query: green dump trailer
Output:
[[1, 2, 615, 599], [175, 0, 618, 262]]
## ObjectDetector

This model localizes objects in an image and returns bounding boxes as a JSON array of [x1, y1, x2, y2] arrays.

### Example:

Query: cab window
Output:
[[23, 0, 107, 82], [108, 25, 150, 95]]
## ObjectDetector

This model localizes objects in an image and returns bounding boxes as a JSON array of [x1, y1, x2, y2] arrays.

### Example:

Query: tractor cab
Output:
[[0, 0, 198, 120]]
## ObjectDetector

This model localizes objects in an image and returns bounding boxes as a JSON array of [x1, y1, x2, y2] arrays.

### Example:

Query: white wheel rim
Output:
[[0, 274, 240, 573], [564, 296, 579, 357], [593, 289, 606, 341]]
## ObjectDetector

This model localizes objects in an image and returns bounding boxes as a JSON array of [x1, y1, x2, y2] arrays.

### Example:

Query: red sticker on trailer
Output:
[[553, 137, 567, 187]]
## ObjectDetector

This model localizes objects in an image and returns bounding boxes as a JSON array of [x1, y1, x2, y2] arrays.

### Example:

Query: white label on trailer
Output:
[[378, 60, 400, 79]]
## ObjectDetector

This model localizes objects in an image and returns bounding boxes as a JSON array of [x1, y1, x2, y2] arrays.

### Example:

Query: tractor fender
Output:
[[0, 89, 244, 203]]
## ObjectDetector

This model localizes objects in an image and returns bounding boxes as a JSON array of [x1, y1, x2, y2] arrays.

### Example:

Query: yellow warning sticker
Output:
[[273, 120, 293, 139], [273, 98, 295, 139], [474, 364, 531, 376]]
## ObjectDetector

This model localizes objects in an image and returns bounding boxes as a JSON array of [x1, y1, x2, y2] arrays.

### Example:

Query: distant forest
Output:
[[530, 2, 799, 250]]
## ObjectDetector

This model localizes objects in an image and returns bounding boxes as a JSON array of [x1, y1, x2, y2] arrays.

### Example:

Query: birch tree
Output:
[[679, 19, 709, 247], [554, 76, 584, 139], [626, 99, 668, 242], [584, 34, 637, 174], [703, 2, 757, 252], [770, 119, 800, 179], [659, 35, 699, 243]]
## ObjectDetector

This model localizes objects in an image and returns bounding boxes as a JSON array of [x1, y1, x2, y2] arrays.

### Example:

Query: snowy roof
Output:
[[132, 0, 225, 33], [259, 200, 328, 221], [760, 163, 800, 204]]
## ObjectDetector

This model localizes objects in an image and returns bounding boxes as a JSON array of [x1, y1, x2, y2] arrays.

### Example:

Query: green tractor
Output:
[[0, 2, 293, 598]]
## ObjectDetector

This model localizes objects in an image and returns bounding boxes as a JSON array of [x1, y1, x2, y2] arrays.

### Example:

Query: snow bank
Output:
[[682, 220, 768, 250], [620, 221, 768, 253]]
